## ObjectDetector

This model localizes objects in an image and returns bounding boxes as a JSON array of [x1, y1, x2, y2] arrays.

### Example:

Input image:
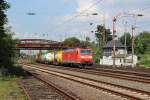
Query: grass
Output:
[[139, 53, 150, 68], [0, 76, 28, 100], [140, 60, 150, 68]]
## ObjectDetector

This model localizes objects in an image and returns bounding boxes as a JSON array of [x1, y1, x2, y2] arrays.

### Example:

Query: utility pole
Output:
[[124, 21, 128, 62], [112, 12, 123, 67], [112, 12, 143, 67], [131, 25, 135, 67], [112, 17, 117, 67], [130, 14, 143, 67], [102, 13, 106, 44]]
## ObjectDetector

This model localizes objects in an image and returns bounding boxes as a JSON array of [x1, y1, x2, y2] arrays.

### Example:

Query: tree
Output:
[[0, 1, 10, 37], [94, 25, 112, 63], [90, 41, 101, 63], [1, 32, 16, 64], [0, 1, 19, 76], [63, 37, 81, 46], [80, 36, 91, 47], [130, 31, 150, 67], [85, 36, 90, 44], [139, 51, 150, 67], [135, 31, 150, 55], [119, 33, 132, 50], [95, 25, 112, 45]]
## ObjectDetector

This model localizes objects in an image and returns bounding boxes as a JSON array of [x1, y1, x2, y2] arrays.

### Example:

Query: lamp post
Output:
[[112, 12, 143, 67], [112, 17, 117, 67], [131, 25, 135, 66], [130, 14, 143, 67], [112, 12, 123, 67], [91, 12, 107, 64], [124, 21, 128, 62]]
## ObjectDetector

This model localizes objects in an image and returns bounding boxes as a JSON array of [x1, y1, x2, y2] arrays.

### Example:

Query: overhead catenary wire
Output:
[[50, 2, 150, 41], [127, 5, 150, 31], [115, 5, 150, 31], [59, 0, 103, 24], [50, 0, 103, 33], [130, 5, 150, 13], [52, 3, 150, 33]]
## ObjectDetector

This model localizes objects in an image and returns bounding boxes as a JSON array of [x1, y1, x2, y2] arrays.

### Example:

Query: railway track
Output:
[[19, 73, 79, 100], [94, 67, 150, 77], [34, 63, 150, 84], [22, 64, 150, 100], [94, 64, 150, 74]]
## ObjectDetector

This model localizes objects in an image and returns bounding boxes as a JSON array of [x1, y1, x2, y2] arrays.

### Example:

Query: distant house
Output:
[[100, 40, 137, 66]]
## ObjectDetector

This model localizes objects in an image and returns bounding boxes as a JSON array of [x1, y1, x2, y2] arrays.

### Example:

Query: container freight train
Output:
[[35, 48, 93, 67]]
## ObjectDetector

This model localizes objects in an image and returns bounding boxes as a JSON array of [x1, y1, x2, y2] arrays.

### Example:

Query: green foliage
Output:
[[63, 37, 81, 46], [139, 51, 150, 67], [119, 31, 150, 67], [135, 31, 150, 67], [0, 1, 22, 76], [0, 1, 10, 37], [90, 42, 101, 63], [0, 76, 27, 99], [119, 33, 132, 48], [95, 25, 112, 44], [94, 25, 112, 63], [0, 1, 10, 10], [63, 36, 92, 48], [135, 31, 150, 55], [80, 36, 91, 47], [0, 33, 17, 67]]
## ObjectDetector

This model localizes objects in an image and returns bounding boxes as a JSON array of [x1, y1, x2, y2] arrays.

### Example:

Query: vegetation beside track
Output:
[[0, 76, 27, 100], [139, 52, 150, 68], [0, 64, 29, 100], [0, 1, 29, 99]]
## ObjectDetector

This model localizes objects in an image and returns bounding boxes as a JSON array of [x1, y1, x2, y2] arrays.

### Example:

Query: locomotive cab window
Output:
[[76, 51, 78, 54], [80, 50, 92, 54]]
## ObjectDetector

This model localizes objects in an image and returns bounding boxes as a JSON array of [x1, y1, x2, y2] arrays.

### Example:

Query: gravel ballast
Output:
[[42, 65, 150, 92], [37, 71, 126, 100], [21, 76, 69, 100]]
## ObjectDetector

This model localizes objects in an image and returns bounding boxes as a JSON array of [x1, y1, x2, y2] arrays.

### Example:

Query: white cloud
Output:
[[9, 0, 150, 41], [76, 0, 98, 12], [63, 0, 103, 22], [62, 0, 70, 3], [52, 0, 150, 40]]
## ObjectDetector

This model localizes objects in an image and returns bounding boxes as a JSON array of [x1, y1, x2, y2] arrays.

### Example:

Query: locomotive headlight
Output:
[[88, 56, 92, 58], [81, 56, 85, 59]]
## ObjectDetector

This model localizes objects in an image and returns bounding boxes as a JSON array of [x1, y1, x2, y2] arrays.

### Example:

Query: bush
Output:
[[139, 52, 150, 67]]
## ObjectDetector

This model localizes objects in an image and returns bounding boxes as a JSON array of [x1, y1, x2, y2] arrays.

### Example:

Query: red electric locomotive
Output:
[[62, 48, 93, 67]]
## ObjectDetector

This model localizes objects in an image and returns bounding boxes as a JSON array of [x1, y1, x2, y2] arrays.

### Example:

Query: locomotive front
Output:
[[79, 49, 93, 66]]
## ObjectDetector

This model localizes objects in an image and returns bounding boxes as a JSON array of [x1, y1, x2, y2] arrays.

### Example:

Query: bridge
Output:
[[16, 39, 84, 50]]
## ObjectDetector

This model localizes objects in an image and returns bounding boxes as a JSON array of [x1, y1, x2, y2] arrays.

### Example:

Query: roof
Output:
[[112, 54, 132, 58], [17, 39, 59, 44], [104, 40, 125, 49]]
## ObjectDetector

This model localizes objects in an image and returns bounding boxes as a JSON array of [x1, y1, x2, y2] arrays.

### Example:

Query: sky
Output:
[[6, 0, 150, 41]]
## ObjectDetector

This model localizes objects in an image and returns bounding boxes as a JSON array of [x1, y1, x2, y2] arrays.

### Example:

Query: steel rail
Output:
[[35, 63, 150, 84], [94, 67, 150, 77], [18, 80, 32, 100], [30, 73, 80, 100], [22, 64, 150, 100], [19, 69, 79, 100]]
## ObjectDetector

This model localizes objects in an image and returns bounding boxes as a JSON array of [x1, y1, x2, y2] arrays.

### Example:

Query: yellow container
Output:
[[56, 50, 62, 63]]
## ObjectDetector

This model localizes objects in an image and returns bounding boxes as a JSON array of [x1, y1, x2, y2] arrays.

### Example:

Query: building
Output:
[[100, 40, 137, 66]]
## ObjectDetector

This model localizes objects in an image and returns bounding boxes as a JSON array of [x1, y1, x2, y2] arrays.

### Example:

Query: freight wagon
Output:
[[35, 48, 93, 67]]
